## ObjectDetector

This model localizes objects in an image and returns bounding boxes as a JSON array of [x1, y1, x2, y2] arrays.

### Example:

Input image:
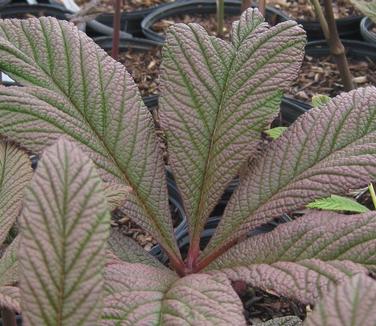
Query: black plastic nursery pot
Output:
[[87, 1, 177, 38], [94, 35, 163, 51], [295, 14, 362, 42], [360, 17, 376, 44], [305, 39, 376, 61], [85, 20, 132, 39], [85, 0, 185, 38], [279, 97, 311, 125], [0, 0, 10, 9], [141, 0, 289, 42], [87, 9, 152, 38], [0, 315, 22, 326], [0, 3, 71, 20]]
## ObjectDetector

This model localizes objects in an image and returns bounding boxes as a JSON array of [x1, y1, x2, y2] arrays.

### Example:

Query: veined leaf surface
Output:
[[0, 237, 19, 287], [19, 139, 110, 325], [304, 274, 376, 326], [159, 8, 306, 245], [207, 211, 375, 302], [0, 142, 32, 244], [0, 286, 20, 312], [204, 87, 376, 258], [103, 183, 131, 211], [103, 262, 245, 325], [0, 17, 179, 258]]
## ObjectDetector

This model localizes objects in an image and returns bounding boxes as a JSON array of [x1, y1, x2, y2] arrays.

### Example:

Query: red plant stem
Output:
[[1, 308, 16, 326], [167, 251, 186, 276], [111, 0, 121, 60], [258, 0, 266, 16], [216, 0, 224, 37], [186, 240, 200, 272], [194, 239, 237, 272], [241, 0, 252, 12], [323, 0, 354, 91]]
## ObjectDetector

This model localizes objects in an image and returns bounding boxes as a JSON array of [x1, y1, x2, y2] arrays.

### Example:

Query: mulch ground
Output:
[[115, 46, 161, 97], [269, 0, 360, 20], [291, 54, 376, 101], [75, 0, 175, 11]]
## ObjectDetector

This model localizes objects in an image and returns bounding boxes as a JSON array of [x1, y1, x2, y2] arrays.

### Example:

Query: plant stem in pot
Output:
[[258, 0, 266, 16], [311, 0, 355, 91], [324, 0, 355, 91], [216, 0, 225, 36], [111, 0, 121, 59]]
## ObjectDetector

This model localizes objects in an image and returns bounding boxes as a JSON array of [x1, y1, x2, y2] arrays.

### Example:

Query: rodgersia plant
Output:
[[0, 8, 375, 324]]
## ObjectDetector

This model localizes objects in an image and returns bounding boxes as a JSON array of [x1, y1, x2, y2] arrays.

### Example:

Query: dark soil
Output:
[[269, 0, 360, 21], [239, 286, 308, 325], [76, 0, 174, 11], [290, 54, 376, 102], [113, 47, 162, 97], [152, 13, 239, 40], [110, 47, 168, 161]]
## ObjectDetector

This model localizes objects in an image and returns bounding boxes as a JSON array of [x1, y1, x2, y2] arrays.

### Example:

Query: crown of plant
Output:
[[0, 8, 375, 325]]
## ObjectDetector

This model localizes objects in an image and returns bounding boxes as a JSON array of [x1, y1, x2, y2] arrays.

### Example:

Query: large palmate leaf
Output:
[[159, 8, 306, 248], [103, 262, 245, 325], [19, 139, 110, 325], [203, 87, 376, 259], [206, 211, 374, 303], [0, 141, 32, 244], [304, 274, 376, 326], [0, 17, 179, 259]]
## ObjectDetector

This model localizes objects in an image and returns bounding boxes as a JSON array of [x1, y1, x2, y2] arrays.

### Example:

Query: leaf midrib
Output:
[[188, 27, 237, 244], [188, 22, 301, 244]]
